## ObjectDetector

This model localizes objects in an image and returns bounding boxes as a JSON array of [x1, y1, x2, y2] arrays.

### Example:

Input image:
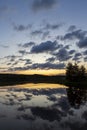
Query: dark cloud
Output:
[[30, 41, 58, 53], [13, 23, 32, 31], [42, 31, 50, 39], [69, 50, 76, 55], [18, 42, 35, 48], [83, 50, 87, 55], [84, 57, 87, 62], [4, 56, 32, 67], [31, 62, 65, 69], [4, 55, 20, 61], [77, 37, 87, 48], [74, 53, 82, 58], [64, 45, 70, 49], [54, 48, 71, 61], [7, 62, 12, 66], [31, 30, 43, 36], [18, 50, 29, 55], [30, 22, 63, 40], [25, 59, 32, 65], [44, 23, 63, 30], [30, 29, 50, 39], [16, 58, 32, 65], [9, 62, 65, 71], [56, 35, 63, 40], [32, 0, 57, 11], [62, 29, 87, 41], [46, 57, 55, 62], [12, 61, 19, 66], [8, 66, 29, 71], [0, 45, 9, 48], [72, 57, 80, 62], [68, 25, 77, 32], [72, 53, 82, 62]]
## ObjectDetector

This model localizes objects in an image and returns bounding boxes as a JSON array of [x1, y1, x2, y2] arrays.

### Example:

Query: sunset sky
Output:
[[0, 0, 87, 75]]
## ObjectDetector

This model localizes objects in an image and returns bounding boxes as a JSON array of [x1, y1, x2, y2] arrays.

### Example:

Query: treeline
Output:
[[0, 74, 65, 86], [66, 63, 87, 82]]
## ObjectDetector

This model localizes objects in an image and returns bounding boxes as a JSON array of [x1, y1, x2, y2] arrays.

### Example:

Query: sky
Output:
[[0, 0, 87, 75]]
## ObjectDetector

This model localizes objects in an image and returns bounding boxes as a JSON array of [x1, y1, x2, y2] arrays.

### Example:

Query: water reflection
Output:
[[67, 87, 87, 108], [0, 83, 87, 130]]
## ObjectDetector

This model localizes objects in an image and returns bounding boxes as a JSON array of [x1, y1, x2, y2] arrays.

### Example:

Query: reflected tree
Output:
[[66, 87, 87, 108]]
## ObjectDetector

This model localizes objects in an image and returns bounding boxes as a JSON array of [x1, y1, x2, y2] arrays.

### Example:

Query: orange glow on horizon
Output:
[[15, 69, 66, 75]]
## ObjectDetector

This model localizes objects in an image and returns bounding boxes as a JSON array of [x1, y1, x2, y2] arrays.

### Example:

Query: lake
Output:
[[0, 83, 87, 130]]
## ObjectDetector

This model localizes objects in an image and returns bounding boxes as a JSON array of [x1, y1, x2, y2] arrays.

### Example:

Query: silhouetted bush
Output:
[[66, 63, 86, 82]]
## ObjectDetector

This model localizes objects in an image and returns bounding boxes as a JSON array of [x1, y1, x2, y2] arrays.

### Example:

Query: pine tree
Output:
[[79, 65, 86, 80], [66, 63, 86, 82]]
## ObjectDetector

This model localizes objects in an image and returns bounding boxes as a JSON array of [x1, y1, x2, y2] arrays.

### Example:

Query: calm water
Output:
[[0, 83, 87, 130]]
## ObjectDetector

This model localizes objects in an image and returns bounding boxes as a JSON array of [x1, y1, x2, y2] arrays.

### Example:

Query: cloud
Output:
[[31, 30, 43, 36], [4, 55, 20, 61], [54, 48, 71, 61], [13, 23, 32, 31], [31, 29, 50, 38], [83, 50, 87, 55], [64, 45, 70, 49], [25, 59, 32, 65], [32, 0, 57, 11], [31, 62, 65, 69], [0, 45, 9, 48], [68, 25, 77, 32], [18, 42, 35, 48], [62, 29, 87, 41], [74, 52, 82, 58], [31, 29, 50, 39], [46, 57, 56, 62], [42, 31, 50, 39], [72, 52, 82, 62], [30, 41, 58, 53], [77, 37, 87, 48], [30, 22, 63, 39], [72, 57, 80, 62], [9, 58, 32, 67], [18, 50, 29, 55], [9, 62, 65, 71], [84, 57, 87, 62], [69, 50, 76, 55], [8, 66, 28, 71], [44, 23, 63, 30], [2, 55, 22, 67], [12, 61, 19, 66]]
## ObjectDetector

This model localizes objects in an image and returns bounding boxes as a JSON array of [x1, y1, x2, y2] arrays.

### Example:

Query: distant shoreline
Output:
[[0, 73, 87, 88], [0, 73, 65, 86]]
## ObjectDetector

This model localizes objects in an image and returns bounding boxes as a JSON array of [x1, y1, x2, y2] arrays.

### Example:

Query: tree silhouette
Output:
[[79, 65, 86, 80], [66, 63, 73, 81], [66, 63, 86, 82]]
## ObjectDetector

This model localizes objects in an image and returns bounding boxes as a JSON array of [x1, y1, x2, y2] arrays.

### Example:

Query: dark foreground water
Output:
[[0, 83, 87, 130]]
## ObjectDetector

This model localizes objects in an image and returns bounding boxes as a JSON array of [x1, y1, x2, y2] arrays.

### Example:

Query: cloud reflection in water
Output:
[[0, 83, 87, 130]]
